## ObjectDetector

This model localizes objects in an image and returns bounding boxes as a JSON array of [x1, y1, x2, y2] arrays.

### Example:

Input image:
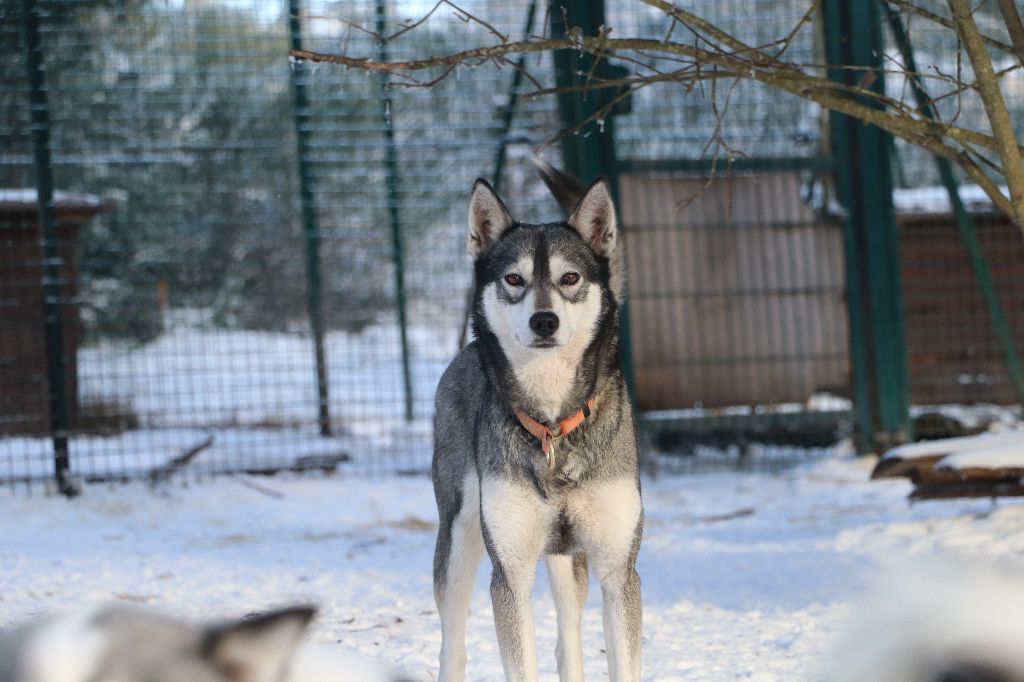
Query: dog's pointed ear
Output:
[[568, 177, 617, 256], [202, 606, 315, 682], [468, 178, 514, 259]]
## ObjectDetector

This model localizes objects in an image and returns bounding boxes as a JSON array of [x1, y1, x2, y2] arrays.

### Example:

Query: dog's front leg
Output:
[[599, 563, 642, 681], [546, 553, 588, 682], [481, 477, 551, 682]]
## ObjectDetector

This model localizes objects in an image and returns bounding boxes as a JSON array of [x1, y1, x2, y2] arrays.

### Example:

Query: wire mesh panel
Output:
[[603, 2, 852, 468], [608, 1, 825, 163], [884, 1, 1024, 188], [7, 0, 1021, 490], [901, 211, 1024, 400], [881, 3, 1024, 437], [0, 0, 559, 491]]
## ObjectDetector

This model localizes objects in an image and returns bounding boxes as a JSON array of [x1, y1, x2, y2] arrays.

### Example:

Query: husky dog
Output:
[[0, 604, 402, 682], [432, 163, 642, 682]]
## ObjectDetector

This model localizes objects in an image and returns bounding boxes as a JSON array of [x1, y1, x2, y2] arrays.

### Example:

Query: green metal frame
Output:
[[549, 0, 636, 400], [288, 0, 333, 436], [491, 1, 539, 192], [643, 409, 853, 435], [22, 0, 78, 497], [823, 0, 912, 453], [376, 0, 414, 422]]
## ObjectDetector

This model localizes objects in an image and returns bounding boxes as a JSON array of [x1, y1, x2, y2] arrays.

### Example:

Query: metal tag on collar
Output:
[[546, 433, 567, 470]]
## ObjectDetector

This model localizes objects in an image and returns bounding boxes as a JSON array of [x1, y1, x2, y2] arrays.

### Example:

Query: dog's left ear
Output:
[[202, 606, 315, 682], [568, 177, 617, 257]]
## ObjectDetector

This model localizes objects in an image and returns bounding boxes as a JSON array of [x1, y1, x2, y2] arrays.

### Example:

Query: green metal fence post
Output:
[[882, 2, 1024, 406], [288, 0, 332, 436], [376, 0, 415, 423], [823, 0, 912, 452], [549, 0, 636, 401], [22, 0, 78, 497], [492, 1, 538, 192]]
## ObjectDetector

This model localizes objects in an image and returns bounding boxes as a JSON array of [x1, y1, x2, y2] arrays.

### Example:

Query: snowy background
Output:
[[5, 454, 1024, 680]]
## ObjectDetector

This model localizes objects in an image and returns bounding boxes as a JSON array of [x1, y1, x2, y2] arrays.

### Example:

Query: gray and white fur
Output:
[[432, 163, 643, 682], [0, 604, 405, 682]]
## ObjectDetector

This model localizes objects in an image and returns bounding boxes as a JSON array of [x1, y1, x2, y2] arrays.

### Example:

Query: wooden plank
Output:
[[871, 454, 945, 480], [620, 171, 850, 410], [911, 479, 1024, 500]]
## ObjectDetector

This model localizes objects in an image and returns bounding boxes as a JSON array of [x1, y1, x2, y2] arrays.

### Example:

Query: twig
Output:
[[236, 477, 286, 499], [293, 5, 1024, 224], [535, 84, 634, 154], [147, 436, 214, 486], [291, 33, 1017, 159], [772, 0, 818, 61], [886, 0, 1016, 54]]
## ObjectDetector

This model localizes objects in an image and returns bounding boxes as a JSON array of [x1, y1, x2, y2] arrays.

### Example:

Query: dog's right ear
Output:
[[202, 606, 315, 682], [468, 178, 514, 259]]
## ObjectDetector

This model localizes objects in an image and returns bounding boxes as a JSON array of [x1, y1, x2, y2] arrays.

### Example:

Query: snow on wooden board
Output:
[[936, 435, 1024, 473], [880, 430, 1024, 462], [874, 431, 1024, 490]]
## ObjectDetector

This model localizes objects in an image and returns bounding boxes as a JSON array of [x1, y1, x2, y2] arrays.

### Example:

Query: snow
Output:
[[936, 434, 1024, 472], [1, 427, 430, 484], [0, 189, 106, 210], [892, 184, 1008, 216], [4, 456, 1024, 680], [1, 321, 449, 484], [831, 559, 1024, 682], [881, 429, 1024, 462], [910, 403, 1023, 431], [77, 321, 451, 429]]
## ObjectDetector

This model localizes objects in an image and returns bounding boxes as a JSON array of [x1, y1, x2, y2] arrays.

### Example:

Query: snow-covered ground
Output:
[[4, 456, 1024, 680]]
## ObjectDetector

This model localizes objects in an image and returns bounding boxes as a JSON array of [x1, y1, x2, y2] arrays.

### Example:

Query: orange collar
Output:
[[514, 397, 597, 469]]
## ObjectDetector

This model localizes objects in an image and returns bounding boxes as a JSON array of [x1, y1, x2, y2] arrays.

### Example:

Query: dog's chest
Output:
[[509, 352, 578, 423]]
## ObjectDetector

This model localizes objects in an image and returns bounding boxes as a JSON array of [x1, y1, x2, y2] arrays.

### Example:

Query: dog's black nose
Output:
[[529, 311, 559, 338]]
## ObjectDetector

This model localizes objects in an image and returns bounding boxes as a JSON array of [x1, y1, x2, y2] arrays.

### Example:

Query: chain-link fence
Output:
[[883, 2, 1024, 437], [3, 0, 1022, 491], [606, 1, 852, 471], [2, 0, 566, 490]]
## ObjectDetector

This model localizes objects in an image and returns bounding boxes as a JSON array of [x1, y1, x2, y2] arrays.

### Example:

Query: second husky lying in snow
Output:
[[0, 604, 404, 682], [432, 164, 643, 682]]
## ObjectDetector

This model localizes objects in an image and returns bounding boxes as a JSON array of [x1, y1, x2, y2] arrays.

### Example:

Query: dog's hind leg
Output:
[[546, 553, 588, 682], [434, 473, 484, 682]]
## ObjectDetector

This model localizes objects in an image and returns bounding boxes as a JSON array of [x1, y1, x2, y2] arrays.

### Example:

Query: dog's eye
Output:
[[560, 272, 580, 286], [504, 273, 524, 286]]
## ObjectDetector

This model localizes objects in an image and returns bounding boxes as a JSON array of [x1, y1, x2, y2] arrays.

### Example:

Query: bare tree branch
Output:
[[290, 37, 1014, 159], [291, 1, 1024, 226], [886, 0, 1017, 55], [949, 0, 1024, 226], [996, 0, 1024, 67]]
